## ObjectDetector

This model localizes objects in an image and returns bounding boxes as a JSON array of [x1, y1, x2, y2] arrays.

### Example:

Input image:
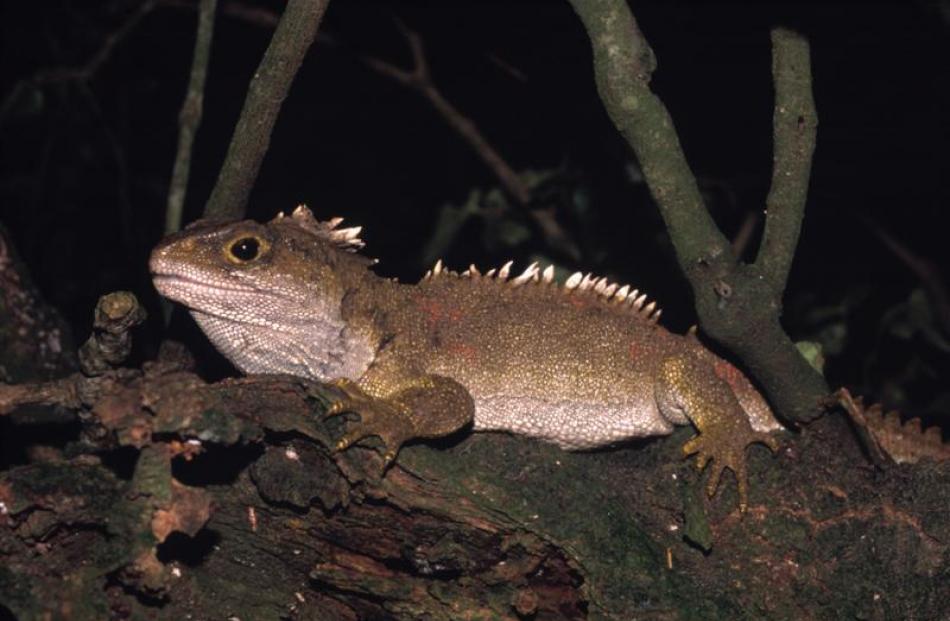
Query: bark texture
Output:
[[0, 225, 76, 385], [1, 363, 947, 620]]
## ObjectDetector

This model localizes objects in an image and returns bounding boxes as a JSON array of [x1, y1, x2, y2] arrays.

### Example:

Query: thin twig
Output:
[[202, 4, 533, 205], [203, 0, 331, 221], [171, 4, 578, 255], [161, 0, 338, 45], [864, 217, 950, 338], [362, 21, 531, 205], [731, 211, 759, 259], [0, 0, 159, 126], [166, 0, 218, 234], [362, 21, 580, 259]]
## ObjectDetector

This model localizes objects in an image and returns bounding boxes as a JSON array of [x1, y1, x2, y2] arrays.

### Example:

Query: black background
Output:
[[1, 1, 947, 422]]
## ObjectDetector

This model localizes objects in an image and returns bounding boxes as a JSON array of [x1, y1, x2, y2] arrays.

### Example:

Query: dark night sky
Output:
[[1, 1, 947, 415]]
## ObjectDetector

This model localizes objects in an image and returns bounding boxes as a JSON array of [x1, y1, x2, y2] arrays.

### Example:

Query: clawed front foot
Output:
[[325, 378, 414, 465], [682, 428, 779, 512]]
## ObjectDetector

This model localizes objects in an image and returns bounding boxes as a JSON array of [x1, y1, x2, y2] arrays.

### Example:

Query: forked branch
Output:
[[568, 0, 828, 423]]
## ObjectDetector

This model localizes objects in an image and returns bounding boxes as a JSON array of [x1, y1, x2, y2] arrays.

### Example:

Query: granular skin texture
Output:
[[150, 205, 782, 510]]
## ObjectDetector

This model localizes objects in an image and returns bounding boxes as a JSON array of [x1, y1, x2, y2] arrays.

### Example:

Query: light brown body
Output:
[[352, 271, 779, 448], [151, 206, 781, 511]]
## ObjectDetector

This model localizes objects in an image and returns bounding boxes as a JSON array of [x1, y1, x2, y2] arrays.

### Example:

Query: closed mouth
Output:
[[151, 272, 257, 296]]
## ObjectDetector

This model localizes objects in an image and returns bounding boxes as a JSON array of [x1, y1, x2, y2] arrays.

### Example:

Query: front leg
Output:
[[326, 374, 475, 465], [656, 353, 779, 512]]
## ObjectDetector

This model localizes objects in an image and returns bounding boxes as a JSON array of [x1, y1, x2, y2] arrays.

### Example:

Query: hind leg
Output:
[[656, 353, 779, 512]]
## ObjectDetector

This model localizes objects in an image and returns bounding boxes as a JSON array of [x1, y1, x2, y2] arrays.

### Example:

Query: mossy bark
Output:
[[2, 365, 947, 620], [0, 225, 76, 385]]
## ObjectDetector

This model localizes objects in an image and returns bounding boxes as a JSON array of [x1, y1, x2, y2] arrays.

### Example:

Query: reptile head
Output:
[[150, 205, 375, 378]]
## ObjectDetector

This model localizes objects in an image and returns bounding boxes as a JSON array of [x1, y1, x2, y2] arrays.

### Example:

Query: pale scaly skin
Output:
[[151, 205, 782, 511]]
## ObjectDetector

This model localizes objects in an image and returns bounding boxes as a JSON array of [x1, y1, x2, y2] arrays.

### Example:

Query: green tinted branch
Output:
[[567, 0, 828, 423], [166, 0, 218, 234], [756, 28, 817, 292], [566, 0, 732, 269], [204, 0, 330, 220]]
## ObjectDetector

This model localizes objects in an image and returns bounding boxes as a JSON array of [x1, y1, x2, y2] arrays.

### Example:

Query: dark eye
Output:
[[230, 237, 260, 262]]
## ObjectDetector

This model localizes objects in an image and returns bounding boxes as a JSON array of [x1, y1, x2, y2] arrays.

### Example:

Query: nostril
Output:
[[148, 249, 168, 273]]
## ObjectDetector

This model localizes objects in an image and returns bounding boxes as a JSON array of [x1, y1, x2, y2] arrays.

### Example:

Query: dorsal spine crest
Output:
[[275, 204, 365, 252], [424, 259, 662, 323], [272, 205, 662, 323]]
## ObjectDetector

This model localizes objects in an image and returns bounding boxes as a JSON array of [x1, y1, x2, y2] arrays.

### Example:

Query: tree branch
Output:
[[1, 359, 947, 618], [165, 0, 218, 235], [364, 22, 531, 206], [77, 292, 147, 376], [566, 0, 732, 269], [203, 0, 330, 221], [756, 28, 818, 293], [1, 285, 947, 618], [361, 20, 580, 259], [568, 0, 828, 423]]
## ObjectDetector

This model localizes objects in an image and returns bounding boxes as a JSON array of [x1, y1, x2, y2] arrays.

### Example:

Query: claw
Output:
[[330, 378, 360, 390], [694, 451, 712, 471], [705, 465, 726, 499], [336, 429, 364, 451], [320, 379, 413, 467], [759, 433, 780, 453], [326, 401, 349, 417], [326, 378, 366, 418]]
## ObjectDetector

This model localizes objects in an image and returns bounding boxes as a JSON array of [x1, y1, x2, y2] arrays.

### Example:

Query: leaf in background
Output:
[[0, 83, 45, 124], [890, 289, 950, 353], [420, 190, 482, 267], [483, 216, 531, 254], [795, 341, 826, 374]]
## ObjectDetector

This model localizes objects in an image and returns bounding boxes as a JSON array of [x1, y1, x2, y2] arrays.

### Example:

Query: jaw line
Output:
[[152, 273, 259, 297], [153, 272, 307, 306]]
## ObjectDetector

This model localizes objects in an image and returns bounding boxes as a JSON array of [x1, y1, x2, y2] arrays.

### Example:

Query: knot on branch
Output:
[[713, 280, 733, 301]]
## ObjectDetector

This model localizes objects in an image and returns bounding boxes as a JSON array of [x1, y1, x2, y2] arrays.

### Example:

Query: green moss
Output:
[[6, 462, 120, 514], [0, 462, 156, 618], [398, 436, 738, 619], [0, 566, 33, 617]]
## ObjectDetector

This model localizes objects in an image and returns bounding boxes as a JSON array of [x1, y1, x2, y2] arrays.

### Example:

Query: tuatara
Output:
[[150, 205, 782, 510]]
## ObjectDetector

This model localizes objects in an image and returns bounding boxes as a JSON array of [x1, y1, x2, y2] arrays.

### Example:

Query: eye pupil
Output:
[[231, 237, 260, 261]]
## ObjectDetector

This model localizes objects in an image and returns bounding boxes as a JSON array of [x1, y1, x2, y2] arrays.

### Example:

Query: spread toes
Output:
[[325, 381, 412, 465], [682, 430, 779, 513]]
